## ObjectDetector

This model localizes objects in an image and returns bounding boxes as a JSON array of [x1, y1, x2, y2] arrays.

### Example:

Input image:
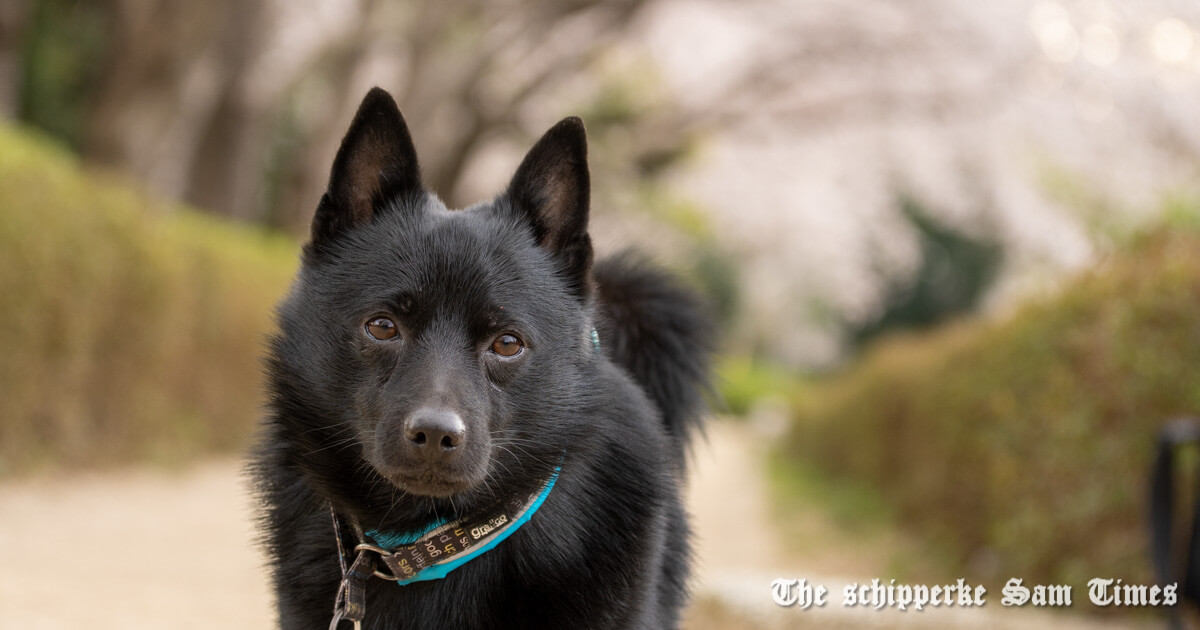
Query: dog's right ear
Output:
[[310, 87, 422, 250]]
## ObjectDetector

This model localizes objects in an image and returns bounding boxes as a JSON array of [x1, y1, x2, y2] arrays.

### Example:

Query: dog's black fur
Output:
[[252, 87, 714, 629]]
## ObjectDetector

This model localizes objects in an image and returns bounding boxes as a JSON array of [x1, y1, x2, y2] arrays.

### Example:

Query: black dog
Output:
[[252, 87, 713, 629]]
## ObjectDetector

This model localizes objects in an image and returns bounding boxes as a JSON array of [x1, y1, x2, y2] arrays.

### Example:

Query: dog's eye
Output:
[[491, 334, 524, 357], [365, 317, 398, 341]]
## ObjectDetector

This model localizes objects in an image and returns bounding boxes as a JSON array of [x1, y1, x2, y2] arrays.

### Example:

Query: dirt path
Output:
[[0, 460, 273, 629], [0, 420, 1163, 629]]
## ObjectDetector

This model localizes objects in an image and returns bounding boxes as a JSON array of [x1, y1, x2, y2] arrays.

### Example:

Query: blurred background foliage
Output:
[[0, 123, 294, 474], [848, 199, 1006, 350], [2, 0, 1200, 609], [789, 221, 1200, 587]]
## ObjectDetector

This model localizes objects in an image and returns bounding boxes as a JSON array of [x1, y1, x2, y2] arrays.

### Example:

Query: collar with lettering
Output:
[[359, 464, 562, 585]]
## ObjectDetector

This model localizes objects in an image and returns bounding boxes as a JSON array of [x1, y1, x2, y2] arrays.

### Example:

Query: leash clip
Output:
[[328, 608, 362, 630], [329, 549, 373, 630], [330, 507, 372, 630]]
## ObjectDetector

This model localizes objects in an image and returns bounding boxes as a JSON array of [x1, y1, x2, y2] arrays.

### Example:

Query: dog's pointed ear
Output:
[[506, 117, 593, 298], [310, 87, 422, 249]]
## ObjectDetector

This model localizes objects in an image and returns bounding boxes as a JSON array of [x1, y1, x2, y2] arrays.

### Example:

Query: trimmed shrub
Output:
[[0, 124, 297, 473], [787, 228, 1200, 586]]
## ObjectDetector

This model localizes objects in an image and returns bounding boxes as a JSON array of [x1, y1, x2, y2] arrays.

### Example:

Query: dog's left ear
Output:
[[506, 117, 593, 299]]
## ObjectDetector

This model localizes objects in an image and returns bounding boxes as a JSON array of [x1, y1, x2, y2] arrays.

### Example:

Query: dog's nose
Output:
[[404, 408, 466, 461]]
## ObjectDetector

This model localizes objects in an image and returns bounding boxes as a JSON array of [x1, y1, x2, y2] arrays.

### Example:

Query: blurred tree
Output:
[[4, 0, 688, 233], [849, 198, 1004, 348], [12, 0, 283, 220], [8, 0, 1200, 370], [0, 0, 30, 116], [268, 0, 677, 232], [85, 0, 270, 220], [12, 0, 106, 142]]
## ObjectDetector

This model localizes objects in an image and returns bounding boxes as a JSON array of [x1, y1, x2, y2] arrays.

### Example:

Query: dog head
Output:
[[271, 88, 597, 521]]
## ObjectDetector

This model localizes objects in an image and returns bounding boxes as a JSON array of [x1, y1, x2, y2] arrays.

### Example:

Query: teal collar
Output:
[[328, 459, 565, 627], [358, 464, 561, 585]]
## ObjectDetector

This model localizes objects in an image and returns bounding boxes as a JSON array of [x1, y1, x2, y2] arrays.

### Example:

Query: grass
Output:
[[766, 448, 961, 582], [767, 452, 893, 531], [717, 356, 801, 417], [0, 123, 297, 475]]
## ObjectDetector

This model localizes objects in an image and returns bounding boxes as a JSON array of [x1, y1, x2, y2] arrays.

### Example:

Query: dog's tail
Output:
[[593, 253, 715, 465]]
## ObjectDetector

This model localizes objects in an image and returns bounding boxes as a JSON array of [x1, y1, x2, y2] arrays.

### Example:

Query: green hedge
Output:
[[786, 228, 1200, 586], [0, 124, 297, 474]]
